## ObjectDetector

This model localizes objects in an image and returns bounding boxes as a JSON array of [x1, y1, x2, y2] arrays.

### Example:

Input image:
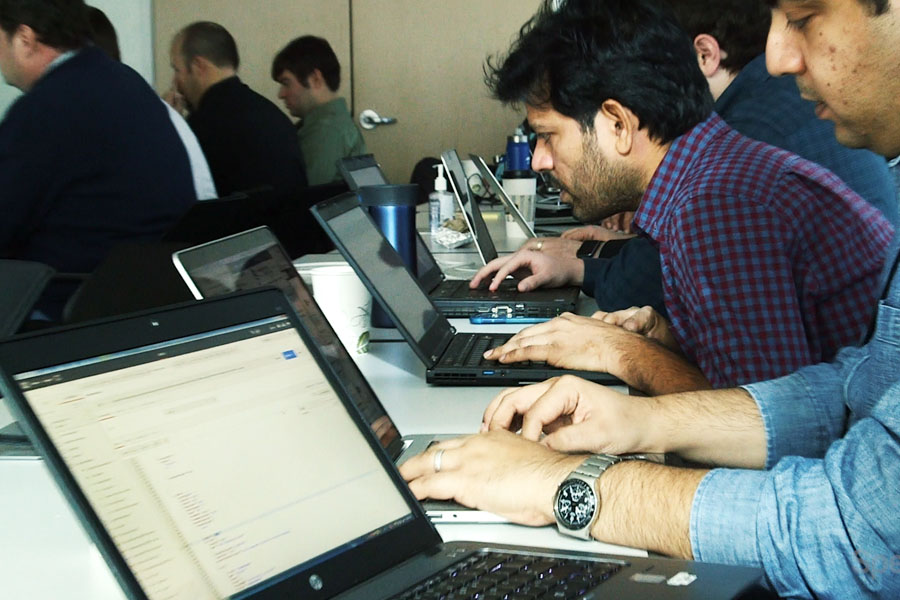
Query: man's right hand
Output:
[[162, 87, 188, 117], [470, 249, 584, 292], [481, 376, 660, 456]]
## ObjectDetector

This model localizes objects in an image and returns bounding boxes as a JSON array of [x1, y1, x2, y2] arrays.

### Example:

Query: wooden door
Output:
[[350, 0, 542, 183]]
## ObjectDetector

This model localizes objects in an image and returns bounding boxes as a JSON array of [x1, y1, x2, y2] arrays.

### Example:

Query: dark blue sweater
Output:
[[0, 47, 196, 318]]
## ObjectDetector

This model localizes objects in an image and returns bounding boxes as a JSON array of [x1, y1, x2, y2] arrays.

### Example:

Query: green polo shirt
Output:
[[298, 97, 368, 185]]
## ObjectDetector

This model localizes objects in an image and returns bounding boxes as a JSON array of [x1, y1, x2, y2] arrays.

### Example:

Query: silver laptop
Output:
[[171, 226, 504, 522], [441, 149, 499, 266], [0, 288, 767, 599]]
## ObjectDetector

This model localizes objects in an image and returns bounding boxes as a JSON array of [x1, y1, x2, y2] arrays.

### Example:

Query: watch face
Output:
[[556, 479, 596, 530]]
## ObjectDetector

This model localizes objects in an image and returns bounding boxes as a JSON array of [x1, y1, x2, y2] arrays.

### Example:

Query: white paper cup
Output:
[[502, 176, 537, 235], [310, 265, 371, 354]]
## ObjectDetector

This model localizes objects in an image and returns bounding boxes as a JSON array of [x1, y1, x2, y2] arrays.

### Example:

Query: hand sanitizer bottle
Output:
[[429, 164, 454, 232]]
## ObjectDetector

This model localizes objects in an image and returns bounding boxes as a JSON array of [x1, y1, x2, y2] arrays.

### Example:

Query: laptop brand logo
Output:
[[309, 574, 324, 590]]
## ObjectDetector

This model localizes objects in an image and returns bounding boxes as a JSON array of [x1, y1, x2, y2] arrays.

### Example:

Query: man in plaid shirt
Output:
[[471, 0, 893, 395]]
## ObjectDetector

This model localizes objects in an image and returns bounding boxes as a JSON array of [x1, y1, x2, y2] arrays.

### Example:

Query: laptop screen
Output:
[[441, 150, 498, 264], [13, 315, 413, 599], [173, 227, 404, 459], [316, 201, 450, 350], [337, 156, 443, 290]]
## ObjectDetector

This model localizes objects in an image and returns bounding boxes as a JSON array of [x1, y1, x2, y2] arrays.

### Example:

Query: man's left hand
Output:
[[399, 430, 584, 526]]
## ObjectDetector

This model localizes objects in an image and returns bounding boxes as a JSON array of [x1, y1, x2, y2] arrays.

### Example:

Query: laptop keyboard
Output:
[[441, 334, 548, 370], [442, 334, 510, 368], [391, 551, 621, 600]]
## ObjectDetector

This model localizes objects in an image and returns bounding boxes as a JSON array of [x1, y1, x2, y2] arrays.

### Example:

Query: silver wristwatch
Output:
[[553, 454, 623, 540]]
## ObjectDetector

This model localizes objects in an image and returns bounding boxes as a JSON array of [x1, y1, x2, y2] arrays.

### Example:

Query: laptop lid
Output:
[[440, 150, 498, 265], [312, 194, 455, 369], [469, 154, 536, 238], [0, 289, 443, 600], [171, 226, 405, 459], [337, 154, 390, 191], [337, 155, 445, 292]]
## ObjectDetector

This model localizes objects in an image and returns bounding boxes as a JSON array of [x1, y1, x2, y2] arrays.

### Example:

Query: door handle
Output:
[[359, 109, 397, 130]]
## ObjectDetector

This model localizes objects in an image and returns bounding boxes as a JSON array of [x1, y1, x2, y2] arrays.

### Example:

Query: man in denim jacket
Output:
[[401, 1, 900, 597]]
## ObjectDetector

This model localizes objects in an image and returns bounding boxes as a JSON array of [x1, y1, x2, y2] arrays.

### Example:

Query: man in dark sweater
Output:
[[0, 0, 197, 320], [168, 21, 307, 198]]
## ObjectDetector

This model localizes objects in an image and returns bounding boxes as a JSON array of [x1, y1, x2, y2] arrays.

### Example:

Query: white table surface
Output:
[[0, 211, 644, 599]]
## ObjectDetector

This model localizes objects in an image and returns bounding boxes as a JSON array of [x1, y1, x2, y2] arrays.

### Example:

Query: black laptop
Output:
[[311, 193, 621, 387], [0, 288, 766, 599], [338, 154, 579, 318]]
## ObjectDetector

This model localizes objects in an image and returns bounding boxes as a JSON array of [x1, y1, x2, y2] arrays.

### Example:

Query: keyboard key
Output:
[[389, 552, 619, 600]]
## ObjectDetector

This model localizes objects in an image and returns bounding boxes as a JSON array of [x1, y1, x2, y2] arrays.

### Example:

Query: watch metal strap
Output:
[[573, 454, 622, 478]]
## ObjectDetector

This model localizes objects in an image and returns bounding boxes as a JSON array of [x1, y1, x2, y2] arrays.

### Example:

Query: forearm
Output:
[[591, 461, 707, 559], [611, 336, 711, 395], [646, 388, 767, 469]]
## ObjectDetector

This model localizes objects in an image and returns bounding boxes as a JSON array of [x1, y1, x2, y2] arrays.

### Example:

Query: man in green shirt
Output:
[[271, 36, 367, 185]]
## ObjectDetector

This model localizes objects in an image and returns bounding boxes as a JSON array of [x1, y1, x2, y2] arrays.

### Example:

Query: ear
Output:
[[597, 99, 640, 156], [306, 68, 325, 89], [693, 33, 722, 78], [188, 54, 207, 76], [13, 24, 39, 55]]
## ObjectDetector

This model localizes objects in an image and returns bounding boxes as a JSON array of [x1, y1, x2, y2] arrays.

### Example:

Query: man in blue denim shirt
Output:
[[401, 0, 900, 597]]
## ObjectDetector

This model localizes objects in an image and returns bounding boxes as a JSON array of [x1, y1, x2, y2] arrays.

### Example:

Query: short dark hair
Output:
[[87, 6, 119, 61], [662, 0, 770, 72], [271, 35, 340, 91], [762, 0, 889, 15], [486, 0, 713, 144], [0, 0, 90, 50], [177, 21, 239, 70]]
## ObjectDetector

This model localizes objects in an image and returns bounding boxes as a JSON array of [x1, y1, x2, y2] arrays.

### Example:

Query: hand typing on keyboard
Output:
[[481, 376, 660, 456], [482, 310, 709, 396], [399, 430, 585, 527]]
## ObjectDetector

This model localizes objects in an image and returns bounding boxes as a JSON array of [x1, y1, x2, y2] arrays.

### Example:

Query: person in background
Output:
[[0, 0, 196, 320], [85, 5, 117, 60], [167, 21, 307, 198], [271, 35, 367, 186], [403, 1, 900, 596], [87, 6, 216, 201]]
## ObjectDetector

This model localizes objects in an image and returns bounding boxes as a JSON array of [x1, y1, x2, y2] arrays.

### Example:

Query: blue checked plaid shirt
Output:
[[632, 114, 893, 388], [717, 55, 898, 226], [691, 236, 900, 598]]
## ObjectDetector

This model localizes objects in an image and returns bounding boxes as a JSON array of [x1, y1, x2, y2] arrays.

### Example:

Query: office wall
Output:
[[0, 0, 154, 119], [351, 0, 541, 182], [152, 0, 351, 111]]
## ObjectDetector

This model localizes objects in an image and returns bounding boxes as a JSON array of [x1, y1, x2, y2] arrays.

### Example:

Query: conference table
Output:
[[0, 207, 646, 599]]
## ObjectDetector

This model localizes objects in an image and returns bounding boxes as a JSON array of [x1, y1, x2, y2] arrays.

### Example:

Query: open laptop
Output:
[[339, 154, 579, 318], [171, 226, 500, 522], [0, 288, 766, 600], [469, 153, 536, 238], [440, 149, 500, 267], [312, 193, 621, 387]]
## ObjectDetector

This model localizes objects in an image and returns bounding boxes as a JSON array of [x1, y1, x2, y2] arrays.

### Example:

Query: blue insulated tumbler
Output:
[[358, 184, 419, 328]]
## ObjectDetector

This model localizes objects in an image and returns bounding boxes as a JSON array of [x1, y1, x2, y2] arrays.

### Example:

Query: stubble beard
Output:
[[563, 134, 644, 223]]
